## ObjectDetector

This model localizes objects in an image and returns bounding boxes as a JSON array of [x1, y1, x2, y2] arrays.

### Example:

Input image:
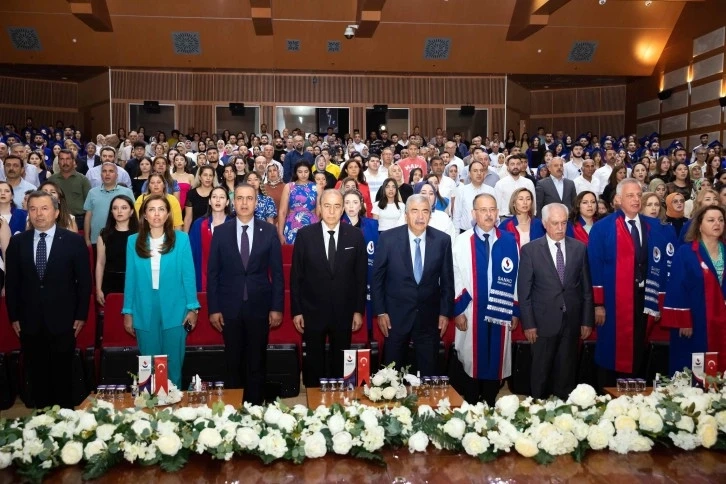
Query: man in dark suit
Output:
[[5, 190, 91, 408], [372, 194, 455, 376], [536, 156, 577, 215], [518, 203, 594, 399], [76, 142, 101, 175], [207, 184, 284, 405], [290, 189, 367, 387]]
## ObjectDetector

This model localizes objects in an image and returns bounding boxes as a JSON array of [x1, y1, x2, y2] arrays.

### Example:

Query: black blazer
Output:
[[535, 176, 577, 215], [5, 227, 91, 335], [290, 222, 367, 330], [75, 155, 100, 175], [372, 225, 454, 332], [517, 236, 594, 337], [207, 219, 284, 321]]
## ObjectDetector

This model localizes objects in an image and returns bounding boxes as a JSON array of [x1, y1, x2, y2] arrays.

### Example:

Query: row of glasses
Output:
[[320, 378, 355, 393], [616, 378, 647, 393], [96, 385, 126, 402], [414, 376, 450, 398]]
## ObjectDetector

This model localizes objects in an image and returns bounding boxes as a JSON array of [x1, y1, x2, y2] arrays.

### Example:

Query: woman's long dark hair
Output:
[[135, 194, 175, 258], [100, 195, 139, 244], [377, 178, 402, 210], [39, 180, 74, 230], [423, 174, 446, 208], [339, 159, 367, 184], [205, 186, 231, 216], [569, 190, 598, 224]]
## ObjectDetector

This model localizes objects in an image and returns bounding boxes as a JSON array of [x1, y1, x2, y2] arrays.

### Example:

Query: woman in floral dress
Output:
[[278, 161, 319, 244]]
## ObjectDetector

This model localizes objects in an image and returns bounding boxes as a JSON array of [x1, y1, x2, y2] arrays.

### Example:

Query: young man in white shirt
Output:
[[564, 145, 586, 181], [495, 154, 536, 217]]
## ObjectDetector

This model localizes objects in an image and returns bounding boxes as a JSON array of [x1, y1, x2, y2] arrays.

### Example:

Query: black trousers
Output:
[[530, 314, 581, 400], [222, 301, 269, 405], [303, 319, 352, 387], [460, 374, 502, 407], [597, 286, 648, 392], [21, 328, 75, 409], [384, 318, 438, 377]]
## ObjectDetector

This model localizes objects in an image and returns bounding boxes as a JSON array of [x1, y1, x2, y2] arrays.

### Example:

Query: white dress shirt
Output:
[[364, 169, 388, 200], [551, 175, 565, 201], [453, 182, 496, 231], [474, 225, 497, 293], [624, 214, 642, 245], [33, 224, 57, 264], [546, 234, 566, 269], [593, 164, 613, 196], [564, 159, 584, 181], [322, 221, 339, 253], [574, 175, 600, 195], [408, 229, 426, 272], [236, 217, 256, 256]]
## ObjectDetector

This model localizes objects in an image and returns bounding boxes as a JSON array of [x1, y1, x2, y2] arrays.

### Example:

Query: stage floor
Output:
[[3, 447, 724, 483]]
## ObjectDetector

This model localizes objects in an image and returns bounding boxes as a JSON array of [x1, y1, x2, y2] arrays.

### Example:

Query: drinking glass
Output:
[[320, 379, 329, 392]]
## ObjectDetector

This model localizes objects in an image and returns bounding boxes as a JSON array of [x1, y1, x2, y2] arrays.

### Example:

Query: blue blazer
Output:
[[372, 225, 454, 333], [122, 231, 200, 330]]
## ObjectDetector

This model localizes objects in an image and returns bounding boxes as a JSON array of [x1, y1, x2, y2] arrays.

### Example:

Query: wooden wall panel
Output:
[[576, 88, 600, 114], [490, 108, 505, 138], [120, 71, 177, 100], [192, 74, 215, 102], [530, 91, 552, 115], [410, 78, 429, 105], [601, 86, 626, 112], [258, 74, 276, 103], [552, 90, 577, 114], [274, 76, 310, 104], [24, 80, 53, 108], [112, 102, 128, 133], [600, 114, 625, 138], [429, 78, 446, 105], [411, 108, 440, 141], [552, 117, 577, 138], [215, 74, 257, 102], [0, 77, 25, 105], [177, 73, 194, 101], [110, 70, 126, 99], [350, 106, 365, 133], [366, 77, 410, 105], [52, 83, 78, 109], [178, 105, 213, 134], [491, 78, 506, 105], [0, 107, 26, 128], [349, 77, 366, 104], [576, 115, 601, 136], [445, 78, 491, 105]]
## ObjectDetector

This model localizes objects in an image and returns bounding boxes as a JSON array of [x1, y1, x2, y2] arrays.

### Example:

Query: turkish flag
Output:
[[154, 355, 169, 397], [357, 349, 370, 388]]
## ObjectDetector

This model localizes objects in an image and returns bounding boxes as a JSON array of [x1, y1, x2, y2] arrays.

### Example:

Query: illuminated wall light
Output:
[[687, 64, 694, 95]]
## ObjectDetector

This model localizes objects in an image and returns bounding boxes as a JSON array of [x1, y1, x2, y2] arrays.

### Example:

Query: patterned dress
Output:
[[283, 182, 318, 244], [255, 193, 278, 222]]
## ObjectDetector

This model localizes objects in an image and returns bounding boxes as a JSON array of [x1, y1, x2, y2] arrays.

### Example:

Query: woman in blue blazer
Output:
[[122, 194, 200, 388]]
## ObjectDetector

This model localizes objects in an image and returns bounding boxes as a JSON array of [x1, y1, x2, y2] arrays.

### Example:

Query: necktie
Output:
[[36, 232, 47, 279], [240, 225, 249, 299], [555, 241, 565, 284], [414, 238, 422, 284], [628, 219, 643, 283], [328, 230, 336, 272]]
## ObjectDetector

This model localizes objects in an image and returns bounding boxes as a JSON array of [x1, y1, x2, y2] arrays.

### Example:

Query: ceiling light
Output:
[[645, 0, 652, 6]]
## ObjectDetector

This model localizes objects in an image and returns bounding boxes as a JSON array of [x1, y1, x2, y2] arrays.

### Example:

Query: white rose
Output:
[[235, 427, 260, 450], [49, 421, 72, 439], [95, 424, 117, 442], [327, 414, 346, 435], [443, 418, 466, 440], [418, 405, 435, 418], [156, 433, 182, 456], [258, 430, 288, 459], [277, 414, 297, 433], [291, 404, 309, 417], [173, 407, 197, 421], [84, 439, 107, 460], [407, 431, 429, 453], [553, 414, 576, 433], [614, 415, 637, 432], [462, 432, 489, 457], [303, 431, 327, 459], [668, 431, 700, 451], [313, 405, 331, 420], [495, 395, 520, 419], [0, 451, 11, 469], [27, 414, 54, 429], [264, 407, 283, 426], [76, 413, 98, 433], [381, 386, 398, 400], [368, 387, 383, 402], [698, 423, 718, 448], [361, 426, 385, 452], [573, 420, 589, 441], [156, 420, 178, 436], [360, 409, 379, 430], [715, 410, 726, 431], [131, 419, 152, 437], [332, 431, 353, 455], [587, 426, 609, 450], [567, 384, 597, 409], [395, 385, 408, 399], [198, 428, 223, 450], [514, 437, 539, 458], [676, 416, 695, 433], [371, 374, 386, 387], [638, 411, 663, 433]]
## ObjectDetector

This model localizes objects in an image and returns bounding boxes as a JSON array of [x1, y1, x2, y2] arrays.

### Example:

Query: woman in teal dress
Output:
[[278, 161, 319, 244]]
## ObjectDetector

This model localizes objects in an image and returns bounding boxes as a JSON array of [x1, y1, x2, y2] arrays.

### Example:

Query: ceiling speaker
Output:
[[657, 89, 672, 101], [460, 105, 475, 116]]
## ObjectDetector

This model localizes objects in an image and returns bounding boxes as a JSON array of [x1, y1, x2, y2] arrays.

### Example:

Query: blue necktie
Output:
[[414, 238, 422, 284], [36, 232, 47, 279]]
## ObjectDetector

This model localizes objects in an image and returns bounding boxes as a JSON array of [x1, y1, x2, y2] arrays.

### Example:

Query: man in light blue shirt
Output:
[[83, 162, 134, 246]]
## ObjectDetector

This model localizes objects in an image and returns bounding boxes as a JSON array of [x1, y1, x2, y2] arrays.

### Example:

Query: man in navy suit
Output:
[[290, 189, 367, 387], [372, 194, 455, 376], [207, 184, 284, 405], [5, 191, 91, 408]]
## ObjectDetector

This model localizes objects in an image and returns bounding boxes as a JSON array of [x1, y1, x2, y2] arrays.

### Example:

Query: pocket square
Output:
[[345, 246, 355, 250]]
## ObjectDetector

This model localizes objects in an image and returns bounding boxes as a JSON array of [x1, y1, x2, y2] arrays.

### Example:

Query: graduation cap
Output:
[[708, 140, 722, 149], [649, 132, 660, 143], [639, 135, 650, 146], [666, 140, 683, 152]]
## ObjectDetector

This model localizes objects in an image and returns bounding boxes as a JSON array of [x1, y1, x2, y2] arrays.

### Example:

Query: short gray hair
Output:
[[541, 203, 568, 224], [101, 161, 118, 171], [615, 177, 642, 196], [405, 194, 429, 211]]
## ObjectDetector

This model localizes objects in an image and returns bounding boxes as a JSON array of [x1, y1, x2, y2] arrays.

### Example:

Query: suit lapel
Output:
[[248, 222, 266, 269], [541, 238, 563, 287], [563, 237, 576, 284], [45, 229, 63, 272], [227, 221, 245, 271], [422, 228, 435, 280], [318, 223, 335, 276], [401, 227, 414, 279]]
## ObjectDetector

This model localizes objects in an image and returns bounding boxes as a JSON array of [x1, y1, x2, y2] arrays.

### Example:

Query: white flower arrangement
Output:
[[133, 382, 183, 408], [1, 369, 726, 480], [363, 364, 414, 403]]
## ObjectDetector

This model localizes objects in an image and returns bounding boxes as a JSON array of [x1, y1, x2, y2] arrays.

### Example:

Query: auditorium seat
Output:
[[266, 289, 300, 398], [99, 293, 139, 385], [72, 297, 97, 405], [282, 244, 294, 265], [182, 292, 225, 390]]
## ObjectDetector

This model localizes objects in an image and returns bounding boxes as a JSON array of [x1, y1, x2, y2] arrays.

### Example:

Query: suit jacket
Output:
[[372, 225, 454, 332], [535, 176, 577, 215], [290, 222, 367, 329], [76, 155, 100, 175], [5, 227, 91, 335], [207, 219, 283, 321], [122, 231, 200, 330], [518, 236, 594, 337]]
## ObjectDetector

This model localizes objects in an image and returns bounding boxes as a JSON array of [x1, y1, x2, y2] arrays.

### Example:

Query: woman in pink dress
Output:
[[172, 153, 195, 208]]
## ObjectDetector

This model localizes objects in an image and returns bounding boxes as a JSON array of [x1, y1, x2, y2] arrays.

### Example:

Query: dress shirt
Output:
[[236, 217, 256, 256], [33, 224, 57, 264], [624, 214, 642, 245], [564, 159, 584, 181], [9, 179, 37, 208], [454, 182, 496, 231], [408, 229, 426, 272], [546, 235, 566, 268], [551, 175, 565, 201], [593, 164, 613, 196], [494, 175, 537, 217], [149, 235, 164, 290], [322, 221, 340, 250], [364, 169, 388, 199], [574, 176, 600, 195], [474, 225, 497, 293], [86, 164, 132, 189], [0, 163, 41, 187]]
